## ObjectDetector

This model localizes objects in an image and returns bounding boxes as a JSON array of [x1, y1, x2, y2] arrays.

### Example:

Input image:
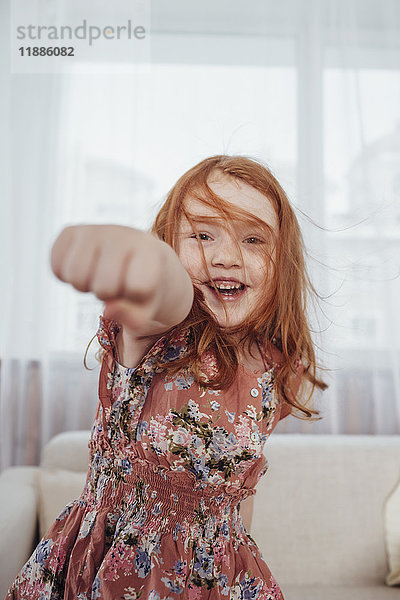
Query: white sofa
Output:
[[1, 432, 399, 599]]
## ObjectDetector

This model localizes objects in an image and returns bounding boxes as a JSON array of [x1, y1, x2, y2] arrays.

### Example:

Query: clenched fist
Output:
[[50, 224, 194, 336]]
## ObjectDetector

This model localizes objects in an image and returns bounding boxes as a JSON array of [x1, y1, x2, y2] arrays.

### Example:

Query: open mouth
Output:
[[205, 279, 246, 299]]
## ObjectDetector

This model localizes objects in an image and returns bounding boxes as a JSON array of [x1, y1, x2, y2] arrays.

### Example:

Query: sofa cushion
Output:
[[38, 469, 87, 538], [384, 476, 400, 586], [40, 431, 90, 472], [252, 434, 400, 587], [0, 467, 39, 599]]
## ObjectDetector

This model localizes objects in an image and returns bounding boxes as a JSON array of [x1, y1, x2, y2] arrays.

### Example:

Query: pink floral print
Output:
[[6, 316, 286, 600]]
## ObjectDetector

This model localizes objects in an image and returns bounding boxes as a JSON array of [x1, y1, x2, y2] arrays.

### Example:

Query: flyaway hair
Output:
[[152, 155, 327, 420]]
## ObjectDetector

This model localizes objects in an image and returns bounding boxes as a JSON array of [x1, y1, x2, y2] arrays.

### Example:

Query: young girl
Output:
[[6, 155, 325, 600]]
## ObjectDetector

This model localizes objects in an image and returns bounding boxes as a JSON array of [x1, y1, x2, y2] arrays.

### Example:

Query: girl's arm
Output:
[[51, 225, 194, 366]]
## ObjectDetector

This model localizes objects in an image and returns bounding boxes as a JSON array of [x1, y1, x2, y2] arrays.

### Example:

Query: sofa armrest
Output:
[[0, 467, 39, 598]]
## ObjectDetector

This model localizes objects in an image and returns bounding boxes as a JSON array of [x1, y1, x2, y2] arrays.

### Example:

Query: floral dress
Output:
[[6, 317, 289, 600]]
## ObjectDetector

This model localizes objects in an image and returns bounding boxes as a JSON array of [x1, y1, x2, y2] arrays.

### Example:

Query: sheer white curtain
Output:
[[1, 0, 400, 470]]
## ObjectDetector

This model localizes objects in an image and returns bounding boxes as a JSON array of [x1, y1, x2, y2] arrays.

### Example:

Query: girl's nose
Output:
[[209, 238, 242, 269]]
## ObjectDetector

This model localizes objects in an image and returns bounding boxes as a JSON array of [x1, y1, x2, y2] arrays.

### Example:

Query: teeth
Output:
[[213, 282, 242, 290]]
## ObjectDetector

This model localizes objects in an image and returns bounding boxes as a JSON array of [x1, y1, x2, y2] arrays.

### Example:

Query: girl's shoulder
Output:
[[259, 339, 305, 421], [260, 337, 304, 375], [260, 339, 283, 370]]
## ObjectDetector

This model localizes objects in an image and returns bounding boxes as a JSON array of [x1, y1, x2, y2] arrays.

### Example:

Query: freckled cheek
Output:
[[248, 257, 271, 293], [177, 246, 206, 282], [248, 252, 268, 274]]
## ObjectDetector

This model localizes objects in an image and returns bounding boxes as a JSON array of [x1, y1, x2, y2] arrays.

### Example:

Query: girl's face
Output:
[[177, 175, 278, 329]]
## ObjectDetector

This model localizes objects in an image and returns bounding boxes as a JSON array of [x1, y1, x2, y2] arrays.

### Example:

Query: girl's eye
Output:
[[191, 232, 212, 241], [245, 236, 264, 244]]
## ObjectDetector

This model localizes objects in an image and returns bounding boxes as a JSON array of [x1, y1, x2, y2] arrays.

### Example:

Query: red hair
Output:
[[152, 155, 327, 419]]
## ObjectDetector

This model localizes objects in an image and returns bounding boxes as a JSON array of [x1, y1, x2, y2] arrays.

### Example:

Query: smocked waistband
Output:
[[83, 458, 254, 522]]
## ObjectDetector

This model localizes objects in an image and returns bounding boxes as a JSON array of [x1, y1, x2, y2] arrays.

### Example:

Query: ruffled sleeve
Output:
[[96, 315, 121, 355], [95, 315, 121, 435]]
